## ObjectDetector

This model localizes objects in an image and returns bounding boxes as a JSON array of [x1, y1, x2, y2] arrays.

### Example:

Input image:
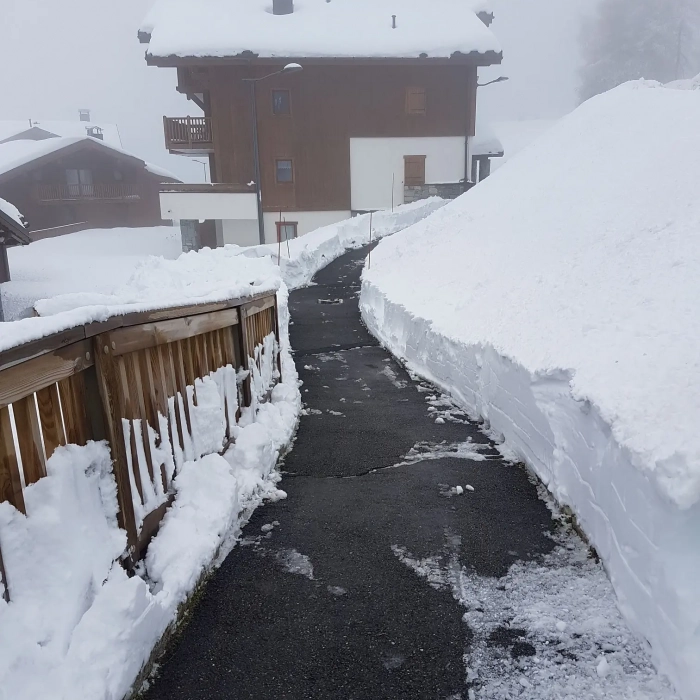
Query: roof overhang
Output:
[[0, 138, 147, 187], [145, 50, 503, 69], [0, 210, 31, 247]]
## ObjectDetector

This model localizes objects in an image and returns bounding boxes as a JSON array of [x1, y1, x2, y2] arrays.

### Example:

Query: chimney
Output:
[[273, 0, 293, 15], [79, 109, 91, 122], [86, 126, 104, 141]]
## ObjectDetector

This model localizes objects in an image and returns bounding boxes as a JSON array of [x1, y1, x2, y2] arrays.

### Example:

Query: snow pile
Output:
[[0, 197, 26, 229], [0, 297, 300, 700], [361, 80, 700, 700], [1, 225, 182, 321], [143, 0, 501, 60], [0, 242, 280, 354], [394, 530, 679, 699], [241, 198, 448, 290]]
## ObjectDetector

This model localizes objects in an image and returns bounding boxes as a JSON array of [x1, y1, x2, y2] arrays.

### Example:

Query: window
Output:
[[406, 87, 427, 116], [276, 221, 298, 241], [66, 168, 94, 197], [275, 159, 294, 183], [404, 155, 426, 186], [272, 89, 291, 115]]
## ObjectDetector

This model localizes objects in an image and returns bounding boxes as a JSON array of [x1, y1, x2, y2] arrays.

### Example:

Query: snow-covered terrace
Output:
[[141, 0, 502, 63]]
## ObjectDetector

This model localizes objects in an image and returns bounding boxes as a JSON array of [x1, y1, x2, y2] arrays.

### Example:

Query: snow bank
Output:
[[0, 240, 280, 354], [1, 225, 182, 321], [240, 198, 447, 290], [360, 80, 700, 700], [143, 0, 500, 60]]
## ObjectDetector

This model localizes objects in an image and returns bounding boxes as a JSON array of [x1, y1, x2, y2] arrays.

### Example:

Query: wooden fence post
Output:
[[93, 335, 139, 566], [237, 308, 253, 408]]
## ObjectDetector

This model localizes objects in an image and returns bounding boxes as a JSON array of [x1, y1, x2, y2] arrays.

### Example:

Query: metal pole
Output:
[[250, 80, 265, 245]]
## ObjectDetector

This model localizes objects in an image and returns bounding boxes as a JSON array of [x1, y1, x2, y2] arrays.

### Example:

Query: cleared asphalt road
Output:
[[142, 246, 557, 700]]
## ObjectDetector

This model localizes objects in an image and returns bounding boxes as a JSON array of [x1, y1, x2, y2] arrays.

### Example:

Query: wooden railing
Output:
[[164, 116, 214, 151], [0, 293, 280, 602], [33, 183, 142, 203]]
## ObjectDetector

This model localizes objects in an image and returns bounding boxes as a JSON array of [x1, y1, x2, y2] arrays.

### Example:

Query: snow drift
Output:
[[360, 80, 700, 700]]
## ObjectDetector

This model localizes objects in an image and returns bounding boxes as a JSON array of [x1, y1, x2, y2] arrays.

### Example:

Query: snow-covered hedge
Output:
[[360, 80, 700, 700]]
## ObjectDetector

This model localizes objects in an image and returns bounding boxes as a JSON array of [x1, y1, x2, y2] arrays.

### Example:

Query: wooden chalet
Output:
[[0, 132, 180, 239], [140, 0, 502, 247]]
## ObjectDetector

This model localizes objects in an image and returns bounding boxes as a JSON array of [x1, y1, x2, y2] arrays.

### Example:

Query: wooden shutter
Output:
[[404, 156, 426, 186], [406, 87, 427, 116]]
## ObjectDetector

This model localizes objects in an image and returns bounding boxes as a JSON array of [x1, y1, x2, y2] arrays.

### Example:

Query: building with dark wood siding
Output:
[[140, 0, 502, 246], [0, 135, 180, 239]]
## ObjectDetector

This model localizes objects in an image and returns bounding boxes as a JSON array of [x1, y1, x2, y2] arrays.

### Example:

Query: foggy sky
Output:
[[0, 0, 595, 183]]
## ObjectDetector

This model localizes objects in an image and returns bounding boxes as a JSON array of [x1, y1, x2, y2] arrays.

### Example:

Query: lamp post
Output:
[[477, 76, 509, 88], [243, 63, 303, 245]]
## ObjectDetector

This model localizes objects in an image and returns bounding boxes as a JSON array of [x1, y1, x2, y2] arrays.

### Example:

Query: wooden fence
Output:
[[0, 292, 281, 602]]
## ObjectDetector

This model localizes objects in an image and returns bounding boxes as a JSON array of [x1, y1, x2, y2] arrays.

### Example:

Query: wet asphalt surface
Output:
[[142, 246, 557, 700]]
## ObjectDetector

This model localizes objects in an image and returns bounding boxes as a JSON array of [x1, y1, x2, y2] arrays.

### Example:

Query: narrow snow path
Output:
[[141, 247, 676, 700]]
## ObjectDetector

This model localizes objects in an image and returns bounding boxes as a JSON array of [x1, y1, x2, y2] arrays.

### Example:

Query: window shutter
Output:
[[404, 155, 426, 186], [406, 87, 427, 116]]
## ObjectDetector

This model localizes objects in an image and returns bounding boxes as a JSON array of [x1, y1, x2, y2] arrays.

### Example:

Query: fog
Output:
[[0, 0, 595, 182]]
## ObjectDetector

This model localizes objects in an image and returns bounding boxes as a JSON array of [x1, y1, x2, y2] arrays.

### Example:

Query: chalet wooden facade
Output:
[[0, 135, 179, 239], [140, 0, 502, 246]]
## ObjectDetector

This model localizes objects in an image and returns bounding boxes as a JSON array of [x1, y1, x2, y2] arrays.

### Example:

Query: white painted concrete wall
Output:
[[160, 192, 258, 222], [262, 211, 351, 244], [350, 137, 467, 212], [220, 219, 260, 247]]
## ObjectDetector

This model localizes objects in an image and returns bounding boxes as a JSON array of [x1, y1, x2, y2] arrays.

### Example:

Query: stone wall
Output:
[[404, 182, 465, 204]]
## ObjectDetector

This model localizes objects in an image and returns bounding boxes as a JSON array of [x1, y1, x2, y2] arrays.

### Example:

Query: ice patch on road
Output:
[[275, 549, 315, 580], [381, 365, 409, 389], [392, 532, 678, 700]]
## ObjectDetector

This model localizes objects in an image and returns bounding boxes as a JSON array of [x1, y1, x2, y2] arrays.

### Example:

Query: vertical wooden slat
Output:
[[36, 384, 66, 459], [127, 353, 157, 487], [274, 295, 283, 380], [222, 326, 237, 367], [211, 330, 224, 371], [150, 345, 179, 473], [59, 373, 90, 446], [0, 406, 25, 514], [171, 341, 193, 437], [0, 544, 9, 603], [238, 309, 253, 408], [13, 396, 46, 486], [139, 350, 168, 493], [117, 357, 145, 505], [93, 335, 139, 563], [181, 338, 196, 388], [199, 333, 212, 377]]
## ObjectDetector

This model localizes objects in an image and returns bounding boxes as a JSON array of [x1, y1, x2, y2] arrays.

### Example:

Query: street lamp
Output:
[[477, 76, 509, 88], [243, 63, 303, 245]]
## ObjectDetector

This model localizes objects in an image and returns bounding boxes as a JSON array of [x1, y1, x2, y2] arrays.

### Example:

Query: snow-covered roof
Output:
[[0, 197, 30, 245], [472, 121, 504, 157], [0, 137, 179, 183], [142, 0, 501, 62], [0, 120, 122, 148], [666, 73, 700, 91]]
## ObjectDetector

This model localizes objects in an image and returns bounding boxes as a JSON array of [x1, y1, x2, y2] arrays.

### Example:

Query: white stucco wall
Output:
[[350, 137, 467, 211], [220, 220, 260, 247], [160, 192, 258, 221], [262, 211, 351, 244]]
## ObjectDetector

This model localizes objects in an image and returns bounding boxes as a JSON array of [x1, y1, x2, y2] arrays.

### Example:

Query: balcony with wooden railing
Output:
[[33, 183, 142, 204], [163, 116, 214, 155]]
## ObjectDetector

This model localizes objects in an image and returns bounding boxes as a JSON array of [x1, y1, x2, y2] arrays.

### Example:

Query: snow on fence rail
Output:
[[0, 292, 280, 600]]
